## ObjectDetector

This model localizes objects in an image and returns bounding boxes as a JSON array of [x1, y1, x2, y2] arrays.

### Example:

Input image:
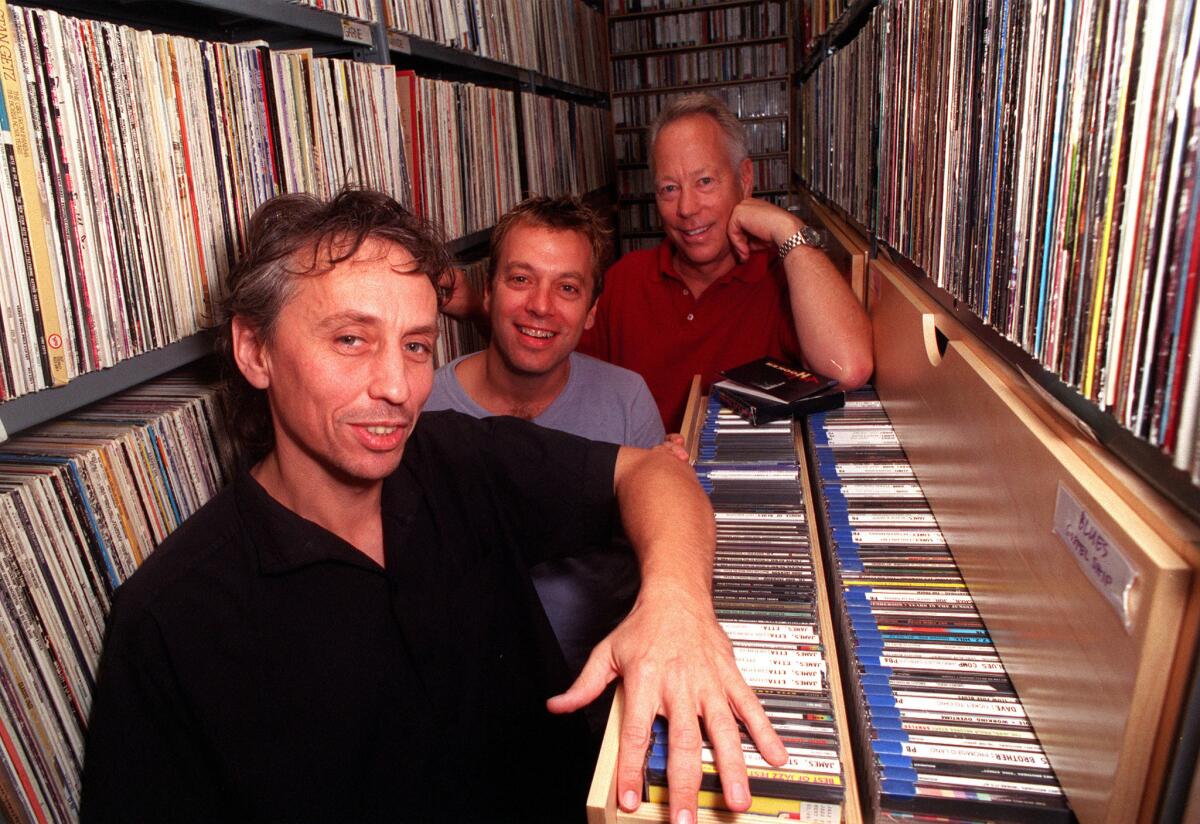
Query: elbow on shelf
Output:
[[837, 349, 874, 391]]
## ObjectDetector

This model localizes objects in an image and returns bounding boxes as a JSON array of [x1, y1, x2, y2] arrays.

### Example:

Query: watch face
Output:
[[800, 226, 824, 248]]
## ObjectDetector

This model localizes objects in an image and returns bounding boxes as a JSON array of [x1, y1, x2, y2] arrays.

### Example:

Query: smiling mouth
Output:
[[518, 325, 556, 339], [681, 224, 713, 238], [364, 425, 400, 435]]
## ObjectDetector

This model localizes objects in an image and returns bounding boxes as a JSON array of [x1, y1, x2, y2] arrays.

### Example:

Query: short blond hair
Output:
[[648, 93, 749, 176]]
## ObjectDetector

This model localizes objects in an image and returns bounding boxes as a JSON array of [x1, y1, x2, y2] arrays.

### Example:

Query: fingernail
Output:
[[621, 790, 638, 810], [730, 781, 748, 805], [675, 810, 693, 824]]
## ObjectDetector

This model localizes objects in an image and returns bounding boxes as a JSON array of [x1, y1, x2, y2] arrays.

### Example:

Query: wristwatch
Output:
[[778, 225, 825, 259]]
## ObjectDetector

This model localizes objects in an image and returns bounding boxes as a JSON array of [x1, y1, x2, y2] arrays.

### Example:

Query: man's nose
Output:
[[368, 345, 411, 405]]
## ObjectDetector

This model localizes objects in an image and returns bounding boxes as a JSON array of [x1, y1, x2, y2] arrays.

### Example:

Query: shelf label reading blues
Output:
[[1053, 484, 1139, 630]]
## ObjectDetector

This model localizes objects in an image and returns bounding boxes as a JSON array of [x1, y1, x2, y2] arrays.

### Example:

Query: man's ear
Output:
[[739, 156, 753, 199], [483, 281, 493, 316], [584, 301, 597, 331], [232, 316, 271, 390]]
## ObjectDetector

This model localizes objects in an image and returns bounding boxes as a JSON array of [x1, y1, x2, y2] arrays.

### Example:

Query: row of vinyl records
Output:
[[401, 76, 611, 239], [290, 0, 378, 22], [612, 42, 790, 93], [618, 157, 790, 197], [384, 0, 606, 92], [616, 117, 786, 165], [608, 0, 787, 54], [0, 3, 610, 404], [795, 0, 857, 54], [798, 0, 1200, 482], [0, 371, 233, 823], [612, 79, 788, 127]]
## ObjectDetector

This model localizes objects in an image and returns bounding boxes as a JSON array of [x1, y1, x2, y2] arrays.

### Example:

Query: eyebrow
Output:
[[315, 313, 438, 337], [316, 311, 378, 330], [504, 260, 585, 280]]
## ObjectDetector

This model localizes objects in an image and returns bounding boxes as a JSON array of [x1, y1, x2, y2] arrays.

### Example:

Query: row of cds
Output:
[[807, 389, 1070, 822], [0, 371, 231, 824], [520, 94, 613, 199], [612, 79, 788, 127], [799, 0, 1200, 480], [398, 72, 521, 239], [384, 0, 606, 91], [797, 16, 877, 230], [612, 43, 789, 92], [645, 395, 848, 819], [289, 0, 378, 22], [0, 5, 404, 404], [609, 0, 787, 54]]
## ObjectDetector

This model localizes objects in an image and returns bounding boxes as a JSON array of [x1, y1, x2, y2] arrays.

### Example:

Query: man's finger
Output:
[[546, 646, 615, 715], [665, 710, 703, 824], [701, 703, 751, 812], [730, 684, 788, 765], [615, 680, 660, 812]]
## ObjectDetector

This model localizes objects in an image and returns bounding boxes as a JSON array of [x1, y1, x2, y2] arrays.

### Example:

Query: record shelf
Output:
[[792, 0, 1200, 820], [0, 2, 615, 820]]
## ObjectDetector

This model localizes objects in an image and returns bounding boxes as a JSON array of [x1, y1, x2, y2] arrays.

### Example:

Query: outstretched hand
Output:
[[548, 582, 787, 824]]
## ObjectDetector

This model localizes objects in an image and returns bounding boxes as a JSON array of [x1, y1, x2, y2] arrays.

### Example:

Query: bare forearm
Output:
[[440, 268, 487, 323], [613, 447, 714, 600], [727, 200, 874, 387], [784, 248, 874, 387]]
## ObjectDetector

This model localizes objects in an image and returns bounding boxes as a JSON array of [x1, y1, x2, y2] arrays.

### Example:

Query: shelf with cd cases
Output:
[[606, 0, 794, 249]]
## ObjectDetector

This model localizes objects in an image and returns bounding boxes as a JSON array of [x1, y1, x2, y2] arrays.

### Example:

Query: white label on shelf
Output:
[[1053, 484, 1139, 630], [341, 18, 373, 46], [388, 31, 411, 53]]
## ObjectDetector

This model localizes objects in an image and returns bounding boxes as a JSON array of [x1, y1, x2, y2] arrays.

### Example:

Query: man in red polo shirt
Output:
[[579, 94, 873, 430]]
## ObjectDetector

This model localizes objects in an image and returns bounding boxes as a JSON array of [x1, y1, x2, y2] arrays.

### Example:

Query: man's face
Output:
[[486, 223, 596, 378], [235, 239, 438, 487], [652, 114, 752, 271]]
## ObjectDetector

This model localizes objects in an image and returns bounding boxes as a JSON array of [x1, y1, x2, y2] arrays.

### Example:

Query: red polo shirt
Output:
[[578, 241, 801, 431]]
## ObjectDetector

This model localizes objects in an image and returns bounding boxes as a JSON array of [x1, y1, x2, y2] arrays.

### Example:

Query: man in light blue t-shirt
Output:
[[427, 196, 665, 686]]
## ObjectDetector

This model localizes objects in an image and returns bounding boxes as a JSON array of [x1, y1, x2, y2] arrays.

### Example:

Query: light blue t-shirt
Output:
[[424, 351, 665, 681], [425, 351, 665, 448]]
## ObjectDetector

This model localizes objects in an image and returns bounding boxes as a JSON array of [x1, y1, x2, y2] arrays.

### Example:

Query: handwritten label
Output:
[[1053, 484, 1139, 630], [340, 18, 373, 46], [388, 31, 411, 53]]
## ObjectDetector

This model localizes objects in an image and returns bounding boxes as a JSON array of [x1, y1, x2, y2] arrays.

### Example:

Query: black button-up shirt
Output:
[[81, 412, 620, 823]]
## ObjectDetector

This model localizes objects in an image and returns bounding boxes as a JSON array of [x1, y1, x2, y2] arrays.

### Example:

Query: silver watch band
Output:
[[778, 226, 824, 259]]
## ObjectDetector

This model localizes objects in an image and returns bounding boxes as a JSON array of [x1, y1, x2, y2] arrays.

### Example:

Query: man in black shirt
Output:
[[81, 190, 786, 824]]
